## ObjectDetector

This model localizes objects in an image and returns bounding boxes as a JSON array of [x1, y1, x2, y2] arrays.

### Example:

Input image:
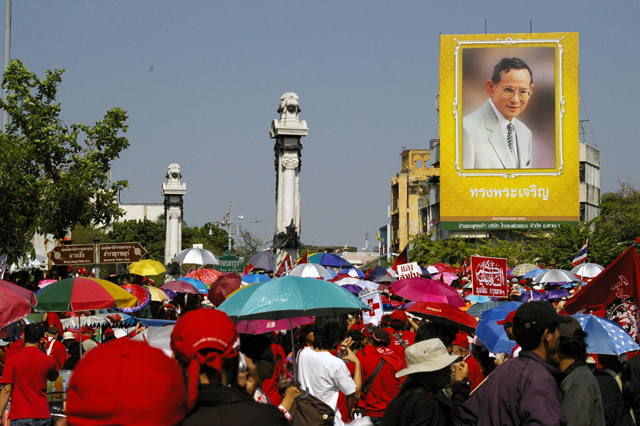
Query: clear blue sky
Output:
[[10, 1, 639, 249]]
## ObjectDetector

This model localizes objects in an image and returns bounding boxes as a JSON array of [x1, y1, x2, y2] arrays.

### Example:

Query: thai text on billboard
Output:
[[472, 256, 508, 297]]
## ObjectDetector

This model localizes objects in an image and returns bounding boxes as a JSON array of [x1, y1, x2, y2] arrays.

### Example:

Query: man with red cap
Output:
[[44, 327, 68, 370], [61, 338, 187, 426], [496, 310, 521, 360], [355, 329, 404, 425], [452, 332, 484, 391], [171, 308, 287, 426], [385, 310, 417, 359]]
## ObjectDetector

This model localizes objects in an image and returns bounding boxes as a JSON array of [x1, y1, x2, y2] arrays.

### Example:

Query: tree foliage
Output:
[[0, 60, 129, 263], [599, 182, 640, 245]]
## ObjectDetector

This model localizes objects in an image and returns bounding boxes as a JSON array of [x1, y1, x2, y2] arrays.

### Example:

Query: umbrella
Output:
[[427, 265, 445, 275], [373, 275, 397, 284], [241, 274, 271, 285], [391, 277, 466, 308], [161, 280, 200, 294], [511, 263, 540, 277], [331, 276, 362, 285], [34, 277, 137, 312], [386, 268, 398, 278], [180, 277, 208, 294], [574, 314, 640, 355], [367, 267, 390, 282], [0, 279, 37, 328], [127, 259, 166, 276], [236, 316, 314, 335], [524, 268, 548, 279], [307, 253, 353, 269], [519, 290, 548, 302], [546, 288, 572, 300], [131, 325, 175, 357], [322, 270, 338, 280], [407, 302, 478, 334], [117, 284, 152, 313], [533, 269, 578, 284], [218, 275, 369, 321], [247, 251, 275, 271], [466, 300, 509, 317], [466, 295, 491, 304], [475, 301, 523, 354], [432, 272, 458, 285], [38, 279, 57, 289], [570, 263, 604, 279], [209, 273, 243, 306], [341, 267, 365, 278], [172, 248, 220, 265], [144, 285, 169, 302], [288, 263, 332, 279], [341, 284, 363, 295], [185, 268, 223, 285]]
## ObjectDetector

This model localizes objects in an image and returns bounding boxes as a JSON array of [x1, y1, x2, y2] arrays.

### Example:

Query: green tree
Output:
[[234, 229, 265, 261], [0, 60, 129, 263], [599, 182, 640, 245], [182, 222, 228, 257]]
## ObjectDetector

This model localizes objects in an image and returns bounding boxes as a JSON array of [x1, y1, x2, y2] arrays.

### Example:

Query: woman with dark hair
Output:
[[297, 316, 362, 426], [595, 353, 640, 426]]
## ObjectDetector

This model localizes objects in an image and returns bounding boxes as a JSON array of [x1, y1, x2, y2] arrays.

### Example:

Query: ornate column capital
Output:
[[281, 152, 300, 171], [167, 206, 182, 220]]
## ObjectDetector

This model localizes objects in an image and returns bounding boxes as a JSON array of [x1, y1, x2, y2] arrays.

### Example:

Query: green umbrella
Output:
[[217, 275, 369, 321]]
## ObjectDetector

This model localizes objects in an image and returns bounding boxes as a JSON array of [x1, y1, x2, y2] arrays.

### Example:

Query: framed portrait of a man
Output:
[[457, 44, 559, 176]]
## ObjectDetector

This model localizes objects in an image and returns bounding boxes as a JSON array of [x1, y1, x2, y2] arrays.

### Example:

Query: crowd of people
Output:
[[0, 264, 639, 426]]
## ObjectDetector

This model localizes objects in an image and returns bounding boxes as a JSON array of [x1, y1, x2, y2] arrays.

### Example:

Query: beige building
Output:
[[390, 147, 440, 253]]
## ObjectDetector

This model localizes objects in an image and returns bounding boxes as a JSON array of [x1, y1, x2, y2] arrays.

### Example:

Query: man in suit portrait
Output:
[[463, 57, 534, 169]]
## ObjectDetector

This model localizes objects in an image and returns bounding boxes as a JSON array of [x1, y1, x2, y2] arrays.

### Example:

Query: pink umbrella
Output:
[[0, 279, 37, 328], [38, 279, 57, 289], [391, 277, 466, 308], [236, 316, 314, 335], [161, 280, 200, 294], [432, 272, 459, 285]]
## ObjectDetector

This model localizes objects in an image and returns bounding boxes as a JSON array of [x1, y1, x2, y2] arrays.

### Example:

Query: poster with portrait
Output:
[[439, 33, 580, 232]]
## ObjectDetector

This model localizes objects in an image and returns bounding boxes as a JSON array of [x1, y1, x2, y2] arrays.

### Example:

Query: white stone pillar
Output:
[[162, 164, 186, 267], [280, 152, 299, 230]]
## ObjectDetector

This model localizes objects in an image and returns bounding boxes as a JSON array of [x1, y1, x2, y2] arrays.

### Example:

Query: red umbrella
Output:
[[117, 284, 152, 313], [209, 273, 242, 306], [391, 277, 466, 308], [407, 302, 478, 334], [236, 316, 313, 335], [185, 268, 223, 285], [161, 280, 200, 294], [0, 280, 37, 328]]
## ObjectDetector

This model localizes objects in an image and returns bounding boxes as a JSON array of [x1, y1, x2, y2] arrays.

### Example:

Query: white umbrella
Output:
[[533, 269, 578, 284], [131, 325, 175, 357], [288, 263, 332, 278], [172, 248, 220, 265], [570, 263, 604, 278]]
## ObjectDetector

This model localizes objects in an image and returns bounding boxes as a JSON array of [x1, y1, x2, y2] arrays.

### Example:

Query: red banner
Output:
[[471, 256, 508, 297]]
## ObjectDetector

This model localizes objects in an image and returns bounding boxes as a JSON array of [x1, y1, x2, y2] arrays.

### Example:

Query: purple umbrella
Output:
[[236, 316, 314, 335], [161, 280, 200, 294], [546, 288, 571, 300], [519, 290, 547, 302], [341, 284, 363, 295]]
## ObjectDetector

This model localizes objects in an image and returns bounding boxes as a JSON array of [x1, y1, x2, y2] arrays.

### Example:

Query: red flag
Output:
[[275, 253, 292, 278], [392, 246, 409, 272], [563, 246, 640, 315], [298, 251, 308, 265], [242, 263, 254, 276]]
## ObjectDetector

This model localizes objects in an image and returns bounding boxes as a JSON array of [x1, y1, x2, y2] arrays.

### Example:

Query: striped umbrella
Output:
[[34, 277, 137, 312], [511, 263, 540, 277]]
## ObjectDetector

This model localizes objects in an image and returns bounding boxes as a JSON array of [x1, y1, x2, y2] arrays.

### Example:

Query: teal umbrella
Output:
[[218, 275, 369, 321]]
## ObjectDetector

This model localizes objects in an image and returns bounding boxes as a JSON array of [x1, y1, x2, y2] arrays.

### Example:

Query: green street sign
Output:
[[213, 250, 245, 273]]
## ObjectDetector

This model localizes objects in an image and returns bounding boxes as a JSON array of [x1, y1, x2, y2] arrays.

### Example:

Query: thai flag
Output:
[[571, 240, 588, 267]]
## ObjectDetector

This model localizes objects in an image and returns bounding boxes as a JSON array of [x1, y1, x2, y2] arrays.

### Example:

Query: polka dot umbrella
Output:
[[574, 314, 640, 355]]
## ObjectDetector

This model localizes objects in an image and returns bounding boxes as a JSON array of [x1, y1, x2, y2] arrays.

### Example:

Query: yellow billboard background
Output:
[[439, 33, 579, 232]]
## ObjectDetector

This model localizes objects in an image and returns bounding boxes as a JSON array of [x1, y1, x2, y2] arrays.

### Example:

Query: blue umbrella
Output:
[[340, 267, 365, 278], [367, 267, 389, 282], [247, 251, 275, 271], [466, 300, 508, 317], [241, 274, 271, 284], [475, 301, 523, 354], [524, 268, 548, 279], [180, 277, 208, 294], [466, 295, 491, 304], [574, 314, 640, 355]]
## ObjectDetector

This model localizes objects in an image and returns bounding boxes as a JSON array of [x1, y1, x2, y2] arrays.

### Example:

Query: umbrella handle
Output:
[[300, 387, 309, 399]]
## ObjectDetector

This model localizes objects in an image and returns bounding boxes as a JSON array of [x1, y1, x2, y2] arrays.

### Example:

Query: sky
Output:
[[8, 1, 640, 250]]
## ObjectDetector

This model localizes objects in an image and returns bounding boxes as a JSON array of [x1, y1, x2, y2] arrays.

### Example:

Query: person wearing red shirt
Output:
[[356, 329, 404, 425], [44, 327, 68, 370], [0, 323, 59, 426], [452, 332, 484, 391], [41, 312, 63, 334], [385, 310, 417, 360]]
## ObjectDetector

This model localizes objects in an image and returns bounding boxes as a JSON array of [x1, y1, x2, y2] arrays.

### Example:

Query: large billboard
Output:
[[439, 33, 580, 232]]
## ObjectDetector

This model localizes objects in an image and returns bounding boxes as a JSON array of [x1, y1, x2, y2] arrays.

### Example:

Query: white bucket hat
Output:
[[396, 338, 462, 378]]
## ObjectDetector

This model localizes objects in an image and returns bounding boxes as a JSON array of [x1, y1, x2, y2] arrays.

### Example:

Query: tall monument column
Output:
[[270, 92, 308, 267], [162, 164, 186, 266]]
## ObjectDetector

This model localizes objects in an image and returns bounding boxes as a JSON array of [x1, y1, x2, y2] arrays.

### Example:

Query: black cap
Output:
[[372, 329, 392, 346], [513, 301, 572, 329]]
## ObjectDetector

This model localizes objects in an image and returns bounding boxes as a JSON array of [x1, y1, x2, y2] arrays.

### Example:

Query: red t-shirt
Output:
[[384, 329, 415, 361], [0, 346, 59, 420], [356, 345, 403, 418], [3, 339, 23, 363], [45, 313, 63, 334], [46, 339, 68, 370], [464, 354, 484, 390]]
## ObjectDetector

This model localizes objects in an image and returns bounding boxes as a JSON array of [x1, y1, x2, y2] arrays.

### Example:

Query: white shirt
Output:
[[489, 98, 519, 167], [298, 347, 356, 426]]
